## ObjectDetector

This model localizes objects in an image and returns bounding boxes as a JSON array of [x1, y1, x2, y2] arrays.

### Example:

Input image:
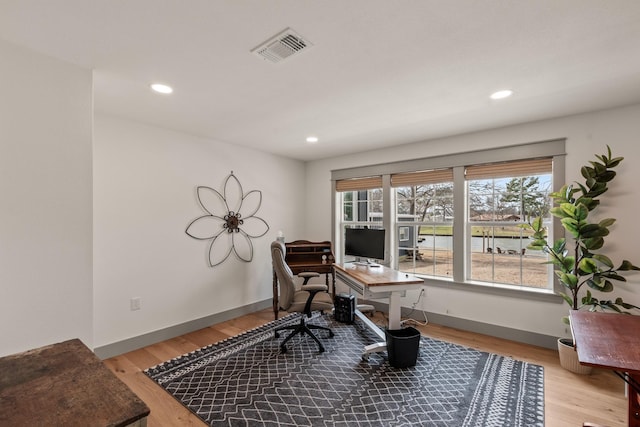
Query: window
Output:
[[336, 176, 384, 262], [398, 226, 409, 242], [331, 139, 564, 295], [466, 158, 553, 289], [392, 169, 454, 278]]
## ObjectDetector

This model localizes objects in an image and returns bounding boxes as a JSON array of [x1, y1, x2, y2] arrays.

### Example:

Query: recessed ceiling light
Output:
[[151, 83, 173, 94], [490, 89, 513, 100], [306, 136, 319, 143]]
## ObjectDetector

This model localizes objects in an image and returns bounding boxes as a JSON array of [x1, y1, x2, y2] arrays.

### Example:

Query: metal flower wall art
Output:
[[185, 172, 270, 267]]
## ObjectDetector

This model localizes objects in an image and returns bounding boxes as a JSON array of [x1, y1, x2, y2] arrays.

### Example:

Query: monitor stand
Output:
[[353, 258, 380, 267]]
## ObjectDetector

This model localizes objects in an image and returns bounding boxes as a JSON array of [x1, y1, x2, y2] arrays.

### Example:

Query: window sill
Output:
[[416, 275, 563, 303]]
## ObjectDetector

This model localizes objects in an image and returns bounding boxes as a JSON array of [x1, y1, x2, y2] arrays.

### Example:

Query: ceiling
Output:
[[2, 1, 640, 161]]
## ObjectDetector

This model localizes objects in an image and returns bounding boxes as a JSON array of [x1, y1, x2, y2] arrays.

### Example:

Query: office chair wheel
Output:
[[280, 345, 287, 353], [329, 331, 335, 338], [274, 331, 280, 338]]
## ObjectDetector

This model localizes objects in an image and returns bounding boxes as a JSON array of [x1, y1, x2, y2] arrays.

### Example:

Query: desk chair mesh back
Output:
[[271, 240, 334, 352]]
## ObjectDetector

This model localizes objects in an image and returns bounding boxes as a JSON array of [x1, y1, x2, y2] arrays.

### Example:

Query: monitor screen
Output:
[[344, 227, 385, 261]]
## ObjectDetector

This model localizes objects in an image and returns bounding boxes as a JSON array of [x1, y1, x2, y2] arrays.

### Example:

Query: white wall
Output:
[[93, 115, 305, 348], [0, 40, 93, 356], [305, 103, 640, 340]]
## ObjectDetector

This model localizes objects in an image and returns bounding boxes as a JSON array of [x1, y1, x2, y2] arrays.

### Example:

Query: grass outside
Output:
[[419, 225, 537, 238], [398, 249, 548, 288]]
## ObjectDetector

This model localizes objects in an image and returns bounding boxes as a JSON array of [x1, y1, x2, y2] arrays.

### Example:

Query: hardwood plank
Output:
[[106, 308, 627, 427], [104, 355, 204, 426]]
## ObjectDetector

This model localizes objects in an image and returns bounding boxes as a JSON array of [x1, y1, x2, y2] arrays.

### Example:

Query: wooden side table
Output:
[[0, 339, 150, 426], [570, 311, 640, 427]]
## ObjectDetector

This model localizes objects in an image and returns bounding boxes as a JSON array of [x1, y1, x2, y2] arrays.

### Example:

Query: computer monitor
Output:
[[344, 227, 385, 262]]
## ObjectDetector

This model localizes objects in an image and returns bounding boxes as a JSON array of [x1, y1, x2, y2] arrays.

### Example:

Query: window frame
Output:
[[464, 167, 554, 290], [393, 175, 455, 279], [331, 139, 566, 298]]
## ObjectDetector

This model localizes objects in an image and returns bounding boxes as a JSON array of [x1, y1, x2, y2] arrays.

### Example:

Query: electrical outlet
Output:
[[130, 297, 141, 311]]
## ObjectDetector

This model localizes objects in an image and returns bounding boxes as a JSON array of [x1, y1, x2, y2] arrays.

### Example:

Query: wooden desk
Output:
[[272, 240, 335, 319], [0, 339, 150, 426], [334, 262, 424, 357], [570, 311, 640, 427]]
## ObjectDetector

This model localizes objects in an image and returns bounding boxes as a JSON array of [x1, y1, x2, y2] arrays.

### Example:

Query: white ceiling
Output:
[[2, 1, 640, 161]]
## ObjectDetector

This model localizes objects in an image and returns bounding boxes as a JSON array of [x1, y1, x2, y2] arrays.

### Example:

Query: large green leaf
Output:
[[601, 301, 623, 312], [592, 254, 613, 268], [578, 223, 601, 235], [586, 186, 608, 199], [549, 206, 567, 218], [552, 238, 567, 253], [575, 196, 594, 208], [593, 162, 606, 175], [578, 258, 598, 274], [618, 260, 640, 271], [607, 157, 623, 168], [583, 199, 601, 210], [615, 297, 639, 310], [599, 218, 616, 228], [599, 170, 616, 183], [586, 277, 604, 291], [581, 166, 595, 179], [561, 218, 579, 236], [562, 185, 575, 202], [558, 273, 578, 288], [531, 216, 543, 231], [549, 188, 565, 201], [581, 291, 596, 305], [581, 226, 609, 238], [562, 256, 575, 272], [592, 279, 615, 292], [527, 240, 547, 250], [583, 237, 604, 250], [602, 279, 614, 292], [559, 203, 577, 217], [559, 292, 573, 306], [601, 272, 627, 282], [575, 204, 589, 221]]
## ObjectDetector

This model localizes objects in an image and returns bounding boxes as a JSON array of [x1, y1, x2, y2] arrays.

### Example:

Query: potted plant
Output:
[[524, 146, 639, 374]]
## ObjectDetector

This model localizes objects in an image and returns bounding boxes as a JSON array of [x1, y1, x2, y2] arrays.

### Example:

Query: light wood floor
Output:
[[104, 308, 627, 427]]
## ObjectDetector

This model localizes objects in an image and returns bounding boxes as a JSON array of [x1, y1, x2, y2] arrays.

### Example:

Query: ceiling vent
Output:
[[251, 28, 312, 63]]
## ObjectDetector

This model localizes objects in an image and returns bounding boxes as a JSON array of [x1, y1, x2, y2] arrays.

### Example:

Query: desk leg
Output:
[[272, 269, 279, 320], [388, 292, 402, 330], [629, 373, 640, 427], [331, 269, 336, 299], [356, 309, 387, 359]]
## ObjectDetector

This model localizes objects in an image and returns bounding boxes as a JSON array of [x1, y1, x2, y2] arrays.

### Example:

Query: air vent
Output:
[[251, 28, 312, 63]]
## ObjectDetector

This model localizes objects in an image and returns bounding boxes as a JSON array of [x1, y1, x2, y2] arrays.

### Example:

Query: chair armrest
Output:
[[298, 271, 320, 285], [301, 284, 328, 293], [301, 284, 329, 316]]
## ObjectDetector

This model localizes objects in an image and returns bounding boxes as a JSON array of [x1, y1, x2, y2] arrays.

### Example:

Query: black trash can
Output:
[[385, 326, 420, 368]]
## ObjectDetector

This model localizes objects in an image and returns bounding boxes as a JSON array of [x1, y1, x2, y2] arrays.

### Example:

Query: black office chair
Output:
[[271, 240, 334, 353]]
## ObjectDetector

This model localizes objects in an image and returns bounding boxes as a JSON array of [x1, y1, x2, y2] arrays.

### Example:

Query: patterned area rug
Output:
[[145, 314, 544, 426]]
